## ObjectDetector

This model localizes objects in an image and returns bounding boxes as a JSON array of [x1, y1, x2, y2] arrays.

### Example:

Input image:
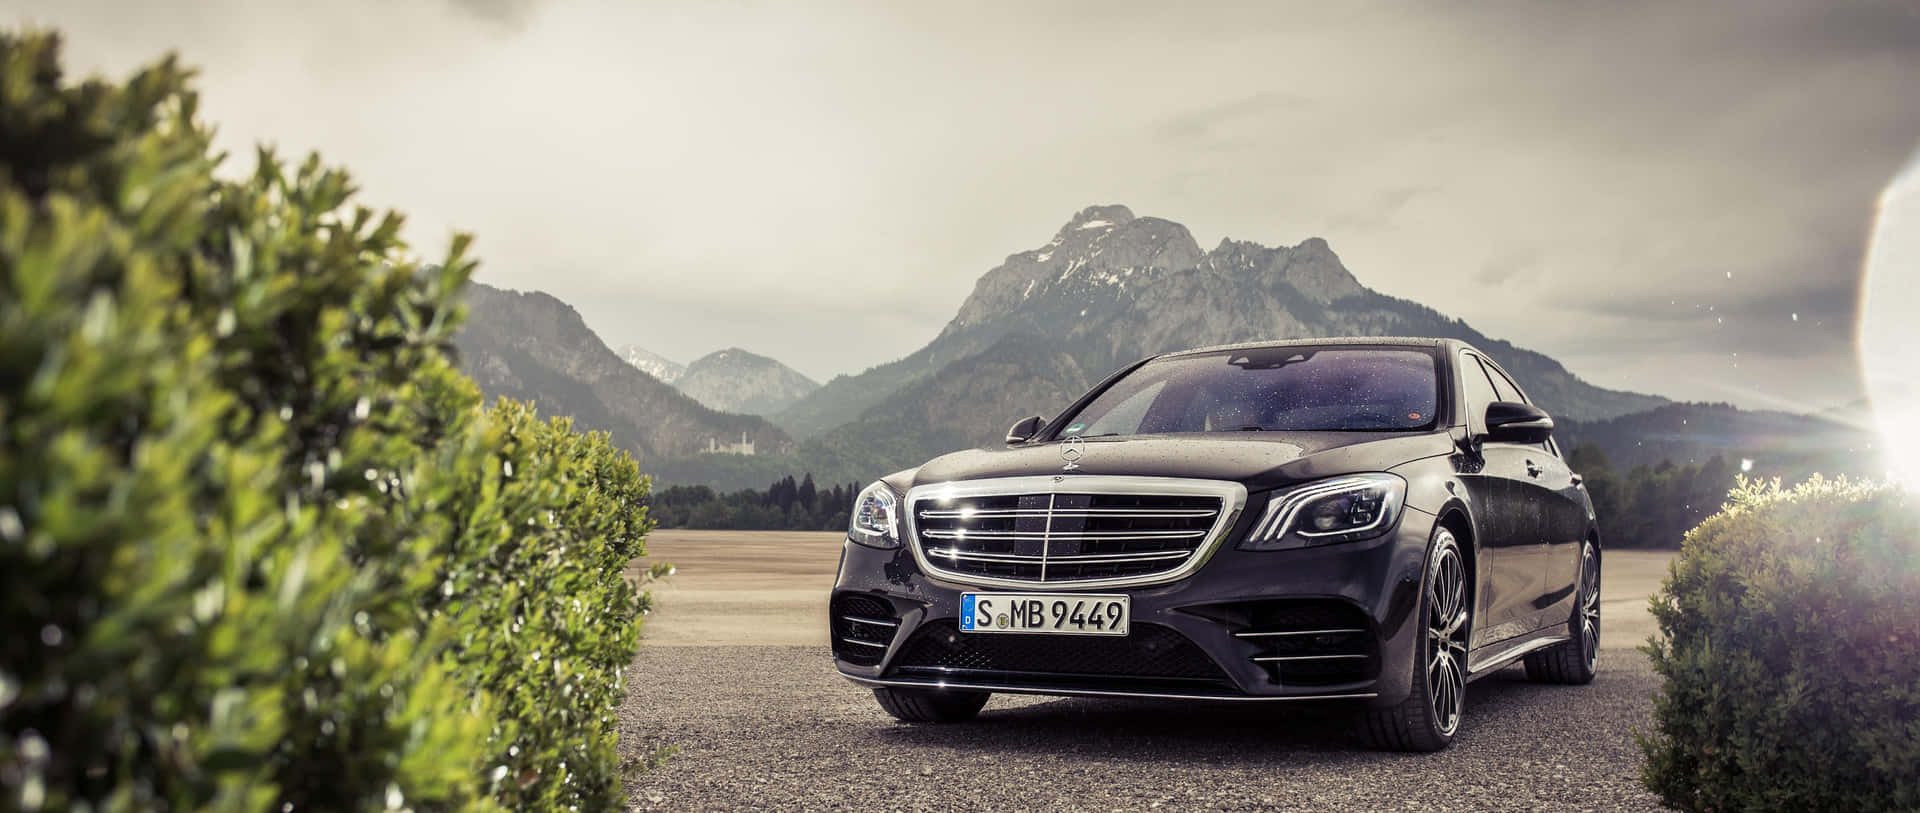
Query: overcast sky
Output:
[[14, 0, 1920, 412]]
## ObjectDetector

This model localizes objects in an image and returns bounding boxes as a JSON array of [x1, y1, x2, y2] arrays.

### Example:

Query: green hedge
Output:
[[0, 31, 654, 811], [1641, 476, 1919, 812]]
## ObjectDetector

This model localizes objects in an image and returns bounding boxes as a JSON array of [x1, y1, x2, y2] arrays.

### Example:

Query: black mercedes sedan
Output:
[[829, 337, 1601, 751]]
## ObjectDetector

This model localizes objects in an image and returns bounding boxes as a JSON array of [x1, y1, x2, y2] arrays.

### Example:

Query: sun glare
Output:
[[1858, 146, 1920, 489]]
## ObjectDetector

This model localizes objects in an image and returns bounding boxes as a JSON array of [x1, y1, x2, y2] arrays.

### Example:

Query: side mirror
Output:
[[1005, 415, 1046, 445], [1484, 401, 1554, 444]]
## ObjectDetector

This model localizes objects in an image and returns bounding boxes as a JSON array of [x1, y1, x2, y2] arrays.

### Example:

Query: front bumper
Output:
[[831, 506, 1438, 706]]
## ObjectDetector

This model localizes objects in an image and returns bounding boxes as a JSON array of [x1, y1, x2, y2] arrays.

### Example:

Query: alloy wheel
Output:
[[1427, 533, 1468, 737], [1580, 543, 1601, 670]]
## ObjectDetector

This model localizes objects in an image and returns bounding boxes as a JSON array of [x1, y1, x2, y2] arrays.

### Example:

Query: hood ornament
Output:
[[1059, 436, 1085, 472]]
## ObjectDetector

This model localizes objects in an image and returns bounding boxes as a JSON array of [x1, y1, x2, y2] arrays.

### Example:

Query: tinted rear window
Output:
[[1060, 347, 1440, 437]]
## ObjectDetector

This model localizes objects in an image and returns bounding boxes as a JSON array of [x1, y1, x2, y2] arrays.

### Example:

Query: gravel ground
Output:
[[617, 646, 1667, 812]]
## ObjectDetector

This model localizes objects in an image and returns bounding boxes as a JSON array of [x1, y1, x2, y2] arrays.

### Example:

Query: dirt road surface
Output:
[[620, 530, 1678, 811]]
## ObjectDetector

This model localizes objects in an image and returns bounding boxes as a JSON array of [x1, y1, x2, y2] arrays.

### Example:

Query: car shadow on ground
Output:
[[869, 665, 1563, 762]]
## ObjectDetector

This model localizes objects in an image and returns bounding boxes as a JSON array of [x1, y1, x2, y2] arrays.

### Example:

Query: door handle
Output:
[[1525, 461, 1543, 478]]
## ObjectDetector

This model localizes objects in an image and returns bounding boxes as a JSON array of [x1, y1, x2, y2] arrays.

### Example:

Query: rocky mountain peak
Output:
[[1279, 237, 1364, 304], [945, 205, 1203, 337], [1201, 235, 1364, 305], [617, 344, 685, 383], [677, 346, 821, 416], [1052, 203, 1137, 238]]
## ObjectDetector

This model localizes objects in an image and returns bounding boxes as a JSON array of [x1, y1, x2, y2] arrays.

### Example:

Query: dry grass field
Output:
[[631, 529, 1677, 650]]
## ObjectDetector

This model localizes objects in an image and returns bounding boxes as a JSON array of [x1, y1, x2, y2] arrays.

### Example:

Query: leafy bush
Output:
[[1641, 476, 1920, 812], [0, 30, 652, 811]]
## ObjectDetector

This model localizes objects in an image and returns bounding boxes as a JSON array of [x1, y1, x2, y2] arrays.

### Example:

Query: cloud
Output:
[[1472, 248, 1540, 288], [1325, 185, 1440, 234], [11, 0, 1917, 408], [1154, 91, 1313, 148], [443, 0, 540, 26]]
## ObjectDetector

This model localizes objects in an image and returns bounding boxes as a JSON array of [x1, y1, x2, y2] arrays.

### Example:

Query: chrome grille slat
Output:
[[918, 508, 1218, 519], [905, 475, 1248, 589], [921, 529, 1208, 541], [926, 548, 1192, 564]]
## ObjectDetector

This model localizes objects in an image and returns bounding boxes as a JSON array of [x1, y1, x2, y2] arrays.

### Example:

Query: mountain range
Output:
[[457, 204, 1873, 491], [769, 205, 1665, 443], [672, 348, 820, 416], [456, 282, 793, 460]]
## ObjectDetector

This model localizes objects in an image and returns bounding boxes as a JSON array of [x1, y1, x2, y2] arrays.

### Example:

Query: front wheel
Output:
[[1525, 541, 1600, 685], [1360, 525, 1468, 752], [872, 687, 990, 723]]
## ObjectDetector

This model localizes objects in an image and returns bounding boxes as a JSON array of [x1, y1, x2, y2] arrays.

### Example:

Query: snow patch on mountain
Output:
[[616, 344, 685, 383]]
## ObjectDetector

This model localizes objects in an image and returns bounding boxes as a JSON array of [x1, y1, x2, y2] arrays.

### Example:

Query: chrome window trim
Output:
[[904, 475, 1248, 590]]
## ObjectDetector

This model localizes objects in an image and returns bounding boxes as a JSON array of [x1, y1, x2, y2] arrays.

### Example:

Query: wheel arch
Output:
[[1433, 502, 1478, 615]]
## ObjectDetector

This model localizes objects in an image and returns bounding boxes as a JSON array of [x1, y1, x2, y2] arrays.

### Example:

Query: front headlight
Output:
[[1240, 473, 1406, 550], [848, 481, 900, 548]]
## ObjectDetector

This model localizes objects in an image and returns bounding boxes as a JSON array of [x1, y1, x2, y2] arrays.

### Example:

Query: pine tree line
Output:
[[648, 473, 861, 531], [1566, 443, 1742, 548]]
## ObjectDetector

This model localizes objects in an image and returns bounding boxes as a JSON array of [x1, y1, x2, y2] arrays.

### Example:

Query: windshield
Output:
[[1057, 347, 1440, 437]]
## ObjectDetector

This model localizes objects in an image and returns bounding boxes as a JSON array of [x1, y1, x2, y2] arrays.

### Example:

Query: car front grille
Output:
[[888, 620, 1230, 685], [907, 477, 1243, 588], [830, 593, 900, 666]]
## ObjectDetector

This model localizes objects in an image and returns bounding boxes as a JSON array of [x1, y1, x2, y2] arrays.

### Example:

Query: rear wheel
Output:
[[1360, 525, 1468, 752], [872, 687, 990, 723], [1525, 541, 1600, 685]]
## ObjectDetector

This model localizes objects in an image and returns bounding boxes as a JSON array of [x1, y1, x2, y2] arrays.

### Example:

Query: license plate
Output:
[[960, 593, 1130, 636]]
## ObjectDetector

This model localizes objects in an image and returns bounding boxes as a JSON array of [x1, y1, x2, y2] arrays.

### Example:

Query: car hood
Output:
[[901, 431, 1456, 494]]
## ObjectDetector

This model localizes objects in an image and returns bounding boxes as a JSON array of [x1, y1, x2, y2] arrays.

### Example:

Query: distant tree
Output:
[[798, 473, 818, 510]]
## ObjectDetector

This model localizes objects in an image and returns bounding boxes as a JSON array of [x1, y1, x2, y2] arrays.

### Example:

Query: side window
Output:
[[1457, 352, 1499, 435], [1482, 361, 1526, 405]]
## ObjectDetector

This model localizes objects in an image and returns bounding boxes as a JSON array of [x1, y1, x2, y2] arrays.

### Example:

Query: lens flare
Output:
[[1858, 145, 1920, 488]]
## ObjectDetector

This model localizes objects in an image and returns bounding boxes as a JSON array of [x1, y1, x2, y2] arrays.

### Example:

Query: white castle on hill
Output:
[[705, 431, 756, 456]]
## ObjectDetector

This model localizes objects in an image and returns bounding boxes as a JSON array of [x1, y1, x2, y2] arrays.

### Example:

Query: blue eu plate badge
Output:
[[960, 594, 977, 630]]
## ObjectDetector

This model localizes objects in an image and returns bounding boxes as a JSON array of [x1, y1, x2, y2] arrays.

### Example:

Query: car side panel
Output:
[[1533, 451, 1591, 624], [1472, 443, 1553, 643]]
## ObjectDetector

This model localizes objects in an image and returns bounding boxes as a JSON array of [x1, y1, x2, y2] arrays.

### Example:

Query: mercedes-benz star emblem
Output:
[[1059, 436, 1085, 471]]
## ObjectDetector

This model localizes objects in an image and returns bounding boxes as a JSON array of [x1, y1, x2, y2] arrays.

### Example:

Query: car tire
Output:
[[1524, 540, 1600, 685], [1360, 525, 1468, 752], [872, 687, 990, 723]]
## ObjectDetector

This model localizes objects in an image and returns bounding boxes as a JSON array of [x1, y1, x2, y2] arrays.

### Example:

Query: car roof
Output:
[[1155, 336, 1476, 361]]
